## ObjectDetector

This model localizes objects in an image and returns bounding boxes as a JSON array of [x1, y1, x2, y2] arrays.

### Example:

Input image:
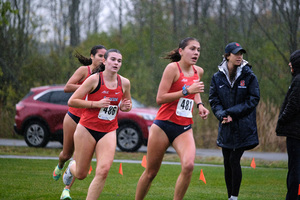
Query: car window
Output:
[[131, 98, 145, 108], [37, 90, 73, 105], [50, 91, 73, 105], [21, 91, 34, 101], [37, 92, 51, 102]]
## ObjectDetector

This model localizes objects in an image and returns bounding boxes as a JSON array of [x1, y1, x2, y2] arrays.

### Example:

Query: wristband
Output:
[[197, 102, 204, 108]]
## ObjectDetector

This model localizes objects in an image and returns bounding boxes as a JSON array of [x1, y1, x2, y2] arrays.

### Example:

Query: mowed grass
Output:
[[0, 156, 287, 200]]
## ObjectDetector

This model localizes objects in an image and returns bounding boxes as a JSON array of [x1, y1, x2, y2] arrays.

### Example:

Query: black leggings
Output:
[[222, 148, 245, 198]]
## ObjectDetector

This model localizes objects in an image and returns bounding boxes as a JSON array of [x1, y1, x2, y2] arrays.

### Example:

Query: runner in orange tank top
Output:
[[67, 65, 91, 118], [79, 71, 124, 133], [52, 45, 107, 200], [155, 62, 199, 126], [135, 37, 209, 200], [65, 49, 132, 199]]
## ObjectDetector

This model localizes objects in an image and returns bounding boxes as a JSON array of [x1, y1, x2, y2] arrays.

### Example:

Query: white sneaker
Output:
[[63, 160, 75, 186]]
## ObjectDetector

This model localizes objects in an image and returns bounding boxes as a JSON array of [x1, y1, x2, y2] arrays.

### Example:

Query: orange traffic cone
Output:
[[251, 158, 256, 169], [88, 165, 93, 174], [199, 169, 206, 184], [119, 163, 123, 175], [141, 155, 147, 168]]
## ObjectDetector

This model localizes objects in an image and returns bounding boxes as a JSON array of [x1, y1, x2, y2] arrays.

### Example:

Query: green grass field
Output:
[[0, 146, 288, 200]]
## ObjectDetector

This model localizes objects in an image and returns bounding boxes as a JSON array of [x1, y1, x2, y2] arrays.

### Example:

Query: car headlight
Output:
[[137, 113, 156, 121]]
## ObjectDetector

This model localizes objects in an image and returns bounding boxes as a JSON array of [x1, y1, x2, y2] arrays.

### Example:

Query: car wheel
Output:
[[24, 121, 49, 147], [117, 124, 142, 152]]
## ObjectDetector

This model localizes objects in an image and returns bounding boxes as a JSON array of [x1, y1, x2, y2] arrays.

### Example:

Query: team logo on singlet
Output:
[[104, 96, 119, 102], [109, 97, 119, 101], [102, 91, 109, 94], [181, 78, 188, 82]]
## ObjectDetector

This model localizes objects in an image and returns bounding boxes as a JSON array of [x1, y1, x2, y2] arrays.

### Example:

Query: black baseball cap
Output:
[[225, 42, 246, 54]]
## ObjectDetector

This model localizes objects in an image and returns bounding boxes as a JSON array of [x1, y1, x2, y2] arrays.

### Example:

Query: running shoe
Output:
[[63, 160, 75, 186], [60, 188, 72, 200], [53, 165, 63, 181]]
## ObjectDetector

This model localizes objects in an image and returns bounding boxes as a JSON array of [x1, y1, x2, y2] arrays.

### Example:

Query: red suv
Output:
[[14, 85, 158, 152]]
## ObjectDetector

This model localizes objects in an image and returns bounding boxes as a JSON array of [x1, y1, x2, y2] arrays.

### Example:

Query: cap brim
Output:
[[232, 48, 246, 54]]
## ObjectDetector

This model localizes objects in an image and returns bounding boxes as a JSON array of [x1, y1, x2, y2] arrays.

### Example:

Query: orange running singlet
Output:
[[80, 72, 123, 132], [155, 62, 199, 126], [68, 66, 91, 118]]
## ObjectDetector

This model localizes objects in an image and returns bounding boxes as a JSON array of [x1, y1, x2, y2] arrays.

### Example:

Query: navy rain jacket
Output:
[[209, 59, 260, 150], [276, 72, 300, 140]]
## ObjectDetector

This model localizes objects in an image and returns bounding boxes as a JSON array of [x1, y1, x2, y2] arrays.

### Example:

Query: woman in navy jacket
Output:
[[209, 42, 260, 200], [276, 49, 300, 200]]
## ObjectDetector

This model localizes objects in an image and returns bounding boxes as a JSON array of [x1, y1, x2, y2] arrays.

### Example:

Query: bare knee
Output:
[[182, 161, 194, 175], [76, 171, 88, 180], [95, 164, 111, 180], [76, 175, 86, 180], [144, 169, 159, 181], [74, 164, 88, 180]]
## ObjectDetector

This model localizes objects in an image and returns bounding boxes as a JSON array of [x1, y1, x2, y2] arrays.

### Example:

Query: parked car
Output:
[[14, 85, 158, 152]]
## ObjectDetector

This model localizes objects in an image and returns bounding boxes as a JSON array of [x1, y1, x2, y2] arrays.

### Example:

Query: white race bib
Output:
[[176, 98, 194, 118], [98, 105, 118, 121]]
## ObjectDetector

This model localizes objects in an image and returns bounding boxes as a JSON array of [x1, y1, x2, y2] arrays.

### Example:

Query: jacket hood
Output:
[[218, 58, 249, 71], [292, 68, 300, 77], [218, 58, 249, 87], [290, 49, 300, 77]]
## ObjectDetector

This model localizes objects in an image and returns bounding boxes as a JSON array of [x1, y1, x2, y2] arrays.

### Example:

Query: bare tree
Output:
[[171, 0, 177, 40], [118, 0, 123, 38], [0, 0, 43, 103], [87, 0, 101, 34], [219, 0, 228, 45], [248, 0, 290, 63], [150, 0, 155, 68], [178, 0, 184, 37], [69, 0, 80, 47], [273, 0, 300, 53], [2, 0, 32, 84], [195, 0, 213, 34], [194, 0, 199, 27], [48, 0, 69, 52]]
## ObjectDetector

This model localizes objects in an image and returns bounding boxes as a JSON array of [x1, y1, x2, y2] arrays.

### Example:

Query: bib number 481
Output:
[[176, 98, 193, 118]]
